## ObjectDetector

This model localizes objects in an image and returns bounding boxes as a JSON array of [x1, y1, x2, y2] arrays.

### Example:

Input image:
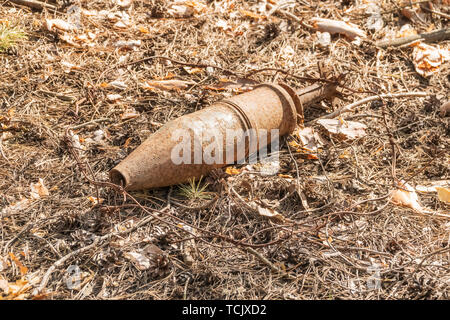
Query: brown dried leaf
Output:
[[120, 106, 139, 120], [240, 9, 266, 20], [436, 187, 450, 204], [203, 78, 258, 92], [0, 277, 8, 293], [216, 19, 233, 32], [0, 277, 31, 299], [185, 0, 208, 13], [124, 244, 165, 271], [1, 198, 30, 216], [8, 253, 28, 276], [124, 251, 152, 270], [30, 178, 49, 200], [255, 205, 285, 223], [114, 20, 129, 29], [108, 80, 128, 90], [0, 256, 8, 272], [167, 4, 194, 18], [143, 244, 164, 256], [143, 79, 194, 91], [410, 42, 450, 77], [60, 61, 81, 73], [58, 33, 80, 47], [401, 7, 427, 24], [317, 119, 367, 140], [112, 0, 133, 8], [114, 40, 141, 51], [288, 139, 318, 159], [397, 24, 417, 38], [87, 196, 104, 206], [225, 167, 241, 175], [391, 181, 424, 213], [45, 19, 77, 32], [106, 94, 122, 102], [295, 127, 325, 151]]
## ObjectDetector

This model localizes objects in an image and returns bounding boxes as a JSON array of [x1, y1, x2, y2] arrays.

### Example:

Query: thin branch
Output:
[[266, 2, 314, 31], [71, 118, 111, 130], [376, 28, 450, 48], [380, 1, 436, 15], [244, 247, 297, 280], [422, 6, 450, 20], [316, 92, 428, 120], [7, 0, 57, 11]]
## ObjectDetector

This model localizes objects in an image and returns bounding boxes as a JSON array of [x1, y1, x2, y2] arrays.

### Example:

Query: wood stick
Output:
[[244, 247, 296, 280], [8, 0, 56, 11], [422, 7, 450, 20], [316, 92, 428, 120], [266, 3, 314, 31], [376, 28, 450, 48]]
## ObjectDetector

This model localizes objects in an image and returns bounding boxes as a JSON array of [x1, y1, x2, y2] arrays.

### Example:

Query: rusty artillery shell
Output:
[[110, 83, 324, 190]]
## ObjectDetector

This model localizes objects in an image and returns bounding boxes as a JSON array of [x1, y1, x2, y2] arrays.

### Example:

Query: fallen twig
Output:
[[316, 92, 428, 120], [422, 6, 450, 20], [286, 141, 310, 210], [266, 3, 314, 31], [71, 118, 111, 130], [8, 0, 57, 11], [0, 135, 9, 162], [244, 247, 296, 280], [376, 28, 450, 48], [38, 90, 76, 102], [380, 1, 437, 15]]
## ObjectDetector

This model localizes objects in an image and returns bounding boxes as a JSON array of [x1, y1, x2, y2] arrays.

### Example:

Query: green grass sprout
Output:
[[0, 22, 26, 52]]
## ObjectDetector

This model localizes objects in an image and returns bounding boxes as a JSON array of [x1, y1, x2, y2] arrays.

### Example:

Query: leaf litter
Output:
[[0, 0, 449, 300]]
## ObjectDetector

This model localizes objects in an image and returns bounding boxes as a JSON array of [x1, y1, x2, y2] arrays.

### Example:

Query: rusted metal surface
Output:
[[293, 82, 338, 124], [110, 83, 335, 190]]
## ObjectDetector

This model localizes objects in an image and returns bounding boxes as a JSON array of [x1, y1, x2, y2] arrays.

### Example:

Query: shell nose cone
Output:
[[109, 168, 126, 187]]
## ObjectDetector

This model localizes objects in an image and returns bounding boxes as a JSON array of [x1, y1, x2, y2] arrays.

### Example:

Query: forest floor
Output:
[[0, 0, 449, 300]]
